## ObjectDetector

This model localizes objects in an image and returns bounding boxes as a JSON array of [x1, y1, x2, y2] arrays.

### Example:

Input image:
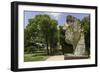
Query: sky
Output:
[[24, 11, 89, 27]]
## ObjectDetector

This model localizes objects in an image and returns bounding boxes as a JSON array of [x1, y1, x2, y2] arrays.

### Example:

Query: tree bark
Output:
[[46, 35, 49, 55]]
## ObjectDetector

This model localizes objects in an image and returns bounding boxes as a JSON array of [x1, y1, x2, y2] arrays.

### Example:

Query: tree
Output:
[[59, 26, 65, 54], [39, 15, 58, 55], [49, 19, 58, 55], [39, 15, 51, 55], [24, 14, 58, 55], [24, 15, 45, 53], [81, 16, 90, 55]]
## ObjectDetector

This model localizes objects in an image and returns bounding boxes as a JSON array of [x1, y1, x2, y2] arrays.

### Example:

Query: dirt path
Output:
[[46, 55, 64, 61]]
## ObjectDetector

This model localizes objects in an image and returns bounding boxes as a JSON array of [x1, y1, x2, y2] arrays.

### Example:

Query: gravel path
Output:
[[46, 55, 64, 61]]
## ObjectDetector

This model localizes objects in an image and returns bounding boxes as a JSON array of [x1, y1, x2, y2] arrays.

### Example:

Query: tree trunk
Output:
[[46, 36, 49, 55]]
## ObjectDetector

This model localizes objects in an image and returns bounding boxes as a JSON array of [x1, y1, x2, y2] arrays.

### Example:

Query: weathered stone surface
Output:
[[74, 33, 86, 56], [63, 15, 86, 56]]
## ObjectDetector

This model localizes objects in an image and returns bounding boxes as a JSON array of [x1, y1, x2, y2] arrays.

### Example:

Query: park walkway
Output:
[[46, 55, 64, 61]]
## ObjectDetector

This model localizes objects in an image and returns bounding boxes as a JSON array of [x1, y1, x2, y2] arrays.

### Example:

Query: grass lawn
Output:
[[24, 54, 49, 62]]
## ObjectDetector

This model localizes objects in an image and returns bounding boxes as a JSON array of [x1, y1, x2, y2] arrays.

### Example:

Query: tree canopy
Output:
[[24, 14, 58, 55], [81, 16, 90, 55]]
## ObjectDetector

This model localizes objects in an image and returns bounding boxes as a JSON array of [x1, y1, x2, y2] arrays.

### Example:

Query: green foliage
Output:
[[24, 54, 49, 62], [24, 14, 90, 62], [81, 16, 90, 55], [49, 20, 58, 55], [24, 14, 58, 56]]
